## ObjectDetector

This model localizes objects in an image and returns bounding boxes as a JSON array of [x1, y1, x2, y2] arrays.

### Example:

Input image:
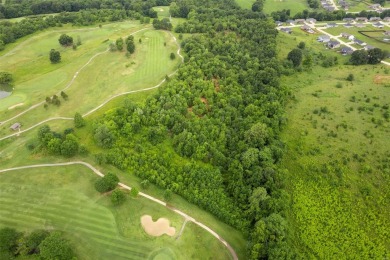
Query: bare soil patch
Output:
[[374, 75, 390, 84], [8, 103, 24, 110], [141, 215, 175, 237]]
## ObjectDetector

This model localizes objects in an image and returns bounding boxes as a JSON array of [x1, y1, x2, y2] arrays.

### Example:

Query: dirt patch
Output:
[[8, 103, 24, 110], [141, 215, 175, 237], [374, 75, 390, 84]]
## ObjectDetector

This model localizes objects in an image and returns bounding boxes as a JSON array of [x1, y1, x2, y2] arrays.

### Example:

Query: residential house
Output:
[[355, 17, 368, 22], [385, 31, 390, 36], [317, 35, 331, 42], [383, 17, 390, 22], [306, 18, 317, 24], [286, 19, 295, 25], [275, 21, 283, 27], [343, 23, 354, 28], [369, 4, 382, 10], [280, 27, 292, 34], [295, 19, 306, 24], [341, 47, 353, 55], [341, 33, 355, 41], [10, 123, 21, 131], [327, 40, 340, 49], [327, 22, 338, 28], [301, 25, 315, 33], [354, 39, 366, 46], [364, 45, 375, 51], [373, 22, 384, 28], [324, 5, 335, 11], [369, 17, 381, 22], [343, 18, 354, 22]]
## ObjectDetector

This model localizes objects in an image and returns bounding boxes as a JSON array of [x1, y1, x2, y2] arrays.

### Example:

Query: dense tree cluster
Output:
[[350, 48, 388, 65], [37, 125, 82, 157], [49, 49, 61, 63], [94, 172, 119, 193], [0, 72, 13, 91], [0, 0, 171, 19], [271, 8, 390, 22], [58, 34, 73, 46], [90, 1, 292, 258], [152, 18, 172, 30], [0, 1, 173, 50], [0, 227, 74, 259], [126, 35, 135, 54]]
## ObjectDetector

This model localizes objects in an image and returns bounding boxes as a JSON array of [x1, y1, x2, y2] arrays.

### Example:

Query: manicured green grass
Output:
[[235, 0, 255, 9], [154, 6, 170, 18], [0, 22, 181, 137], [279, 54, 390, 258], [0, 165, 233, 259], [344, 0, 370, 12]]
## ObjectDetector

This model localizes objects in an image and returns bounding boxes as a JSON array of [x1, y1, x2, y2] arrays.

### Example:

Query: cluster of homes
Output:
[[278, 16, 390, 56], [278, 16, 390, 28], [320, 0, 336, 11]]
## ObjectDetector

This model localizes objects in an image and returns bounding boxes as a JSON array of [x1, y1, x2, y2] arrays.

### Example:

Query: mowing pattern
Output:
[[0, 181, 151, 260]]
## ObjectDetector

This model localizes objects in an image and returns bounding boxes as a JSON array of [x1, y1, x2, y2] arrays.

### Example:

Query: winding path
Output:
[[0, 161, 238, 260], [0, 30, 183, 142], [0, 27, 150, 126]]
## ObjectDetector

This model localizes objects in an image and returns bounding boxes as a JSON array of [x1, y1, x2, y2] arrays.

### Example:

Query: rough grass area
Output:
[[0, 165, 232, 259], [236, 0, 309, 14], [280, 61, 390, 258]]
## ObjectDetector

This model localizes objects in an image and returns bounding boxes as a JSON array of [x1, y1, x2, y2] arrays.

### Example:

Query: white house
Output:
[[317, 35, 331, 42]]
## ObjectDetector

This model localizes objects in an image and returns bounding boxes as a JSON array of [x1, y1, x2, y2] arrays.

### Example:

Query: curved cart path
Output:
[[0, 31, 183, 142], [0, 27, 150, 126], [0, 161, 238, 260]]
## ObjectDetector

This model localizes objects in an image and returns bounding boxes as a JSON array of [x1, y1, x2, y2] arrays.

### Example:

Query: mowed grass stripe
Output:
[[91, 236, 151, 252], [0, 203, 116, 235], [0, 216, 149, 259], [0, 210, 149, 254], [0, 197, 114, 226], [0, 195, 112, 222]]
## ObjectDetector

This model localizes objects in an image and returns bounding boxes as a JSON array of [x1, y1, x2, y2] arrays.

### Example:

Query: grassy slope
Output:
[[0, 91, 247, 259], [0, 166, 231, 260], [0, 23, 180, 136], [277, 32, 390, 258]]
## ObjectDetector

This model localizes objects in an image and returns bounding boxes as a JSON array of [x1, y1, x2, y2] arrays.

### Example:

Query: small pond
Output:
[[0, 85, 12, 99]]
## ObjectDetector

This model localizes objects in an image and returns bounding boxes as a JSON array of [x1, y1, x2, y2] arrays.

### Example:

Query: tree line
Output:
[[271, 8, 390, 22], [89, 0, 293, 258], [0, 0, 172, 19], [0, 227, 75, 260]]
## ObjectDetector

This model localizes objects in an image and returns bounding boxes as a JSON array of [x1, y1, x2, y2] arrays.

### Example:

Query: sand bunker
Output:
[[141, 215, 175, 237], [8, 103, 24, 110]]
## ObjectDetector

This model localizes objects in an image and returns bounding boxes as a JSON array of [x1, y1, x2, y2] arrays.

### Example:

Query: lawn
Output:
[[344, 0, 370, 12], [278, 42, 390, 258], [236, 0, 309, 14], [323, 25, 390, 51], [0, 165, 232, 259], [0, 22, 181, 137]]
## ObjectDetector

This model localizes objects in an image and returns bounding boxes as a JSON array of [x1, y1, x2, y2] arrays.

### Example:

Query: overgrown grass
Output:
[[263, 0, 309, 15], [280, 55, 390, 257]]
